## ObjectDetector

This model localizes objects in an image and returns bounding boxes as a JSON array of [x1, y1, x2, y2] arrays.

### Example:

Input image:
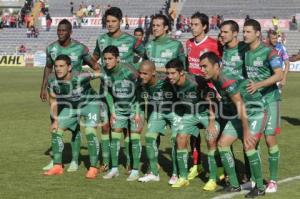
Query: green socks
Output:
[[101, 134, 110, 166], [124, 136, 130, 168], [246, 149, 264, 190], [85, 128, 99, 168], [171, 138, 178, 176], [208, 149, 217, 181], [146, 134, 159, 175], [70, 129, 81, 164], [111, 132, 121, 168], [131, 133, 141, 170], [219, 146, 239, 187], [52, 130, 64, 164], [177, 149, 188, 179], [268, 145, 280, 181]]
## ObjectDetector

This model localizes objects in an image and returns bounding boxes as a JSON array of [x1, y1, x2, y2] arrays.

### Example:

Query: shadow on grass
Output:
[[282, 116, 300, 126]]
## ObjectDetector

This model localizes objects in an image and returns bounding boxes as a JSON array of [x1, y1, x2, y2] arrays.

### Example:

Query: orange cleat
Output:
[[85, 167, 98, 179], [43, 164, 64, 176]]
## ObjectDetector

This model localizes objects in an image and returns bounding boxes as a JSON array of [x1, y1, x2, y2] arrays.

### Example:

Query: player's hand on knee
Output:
[[243, 133, 257, 149], [133, 114, 143, 132]]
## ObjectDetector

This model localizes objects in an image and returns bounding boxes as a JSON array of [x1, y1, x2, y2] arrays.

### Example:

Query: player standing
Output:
[[244, 19, 283, 194]]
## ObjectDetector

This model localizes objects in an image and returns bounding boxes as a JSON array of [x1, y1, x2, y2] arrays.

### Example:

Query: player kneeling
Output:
[[43, 55, 101, 179]]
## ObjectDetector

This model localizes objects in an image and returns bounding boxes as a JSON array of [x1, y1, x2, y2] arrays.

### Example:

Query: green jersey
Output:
[[172, 74, 210, 115], [245, 43, 282, 103], [46, 39, 92, 72], [145, 35, 186, 70], [94, 32, 144, 67], [214, 67, 266, 116], [100, 63, 139, 114], [47, 72, 98, 108], [222, 41, 248, 77], [140, 76, 177, 114]]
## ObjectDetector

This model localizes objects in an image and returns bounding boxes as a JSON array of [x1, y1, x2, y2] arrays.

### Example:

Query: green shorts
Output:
[[58, 101, 101, 131], [264, 101, 281, 135], [176, 111, 220, 139], [222, 111, 267, 139], [147, 112, 179, 137], [112, 111, 144, 132]]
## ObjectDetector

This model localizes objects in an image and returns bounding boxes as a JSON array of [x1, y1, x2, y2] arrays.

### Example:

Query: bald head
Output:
[[139, 60, 156, 85]]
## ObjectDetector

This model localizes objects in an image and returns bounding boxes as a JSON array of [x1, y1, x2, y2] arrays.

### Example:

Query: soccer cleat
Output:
[[241, 181, 256, 190], [217, 167, 225, 181], [245, 187, 265, 198], [168, 174, 178, 185], [203, 179, 217, 191], [171, 178, 190, 188], [99, 164, 109, 173], [42, 160, 54, 171], [126, 170, 139, 181], [103, 169, 119, 179], [67, 161, 79, 172], [138, 173, 160, 182], [265, 180, 277, 193], [43, 164, 63, 176], [219, 185, 241, 193], [188, 164, 203, 180], [85, 167, 98, 179]]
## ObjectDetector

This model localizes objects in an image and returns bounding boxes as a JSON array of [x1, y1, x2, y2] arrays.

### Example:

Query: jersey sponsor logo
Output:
[[69, 53, 79, 62], [231, 55, 241, 62], [161, 49, 173, 58], [50, 47, 58, 60], [253, 58, 263, 67], [118, 44, 129, 53]]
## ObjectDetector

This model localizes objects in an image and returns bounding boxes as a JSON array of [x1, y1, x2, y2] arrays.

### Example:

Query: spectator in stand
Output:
[[40, 0, 46, 15], [290, 16, 297, 30], [17, 14, 22, 28], [19, 44, 27, 53], [210, 15, 217, 30], [216, 15, 223, 28], [0, 17, 3, 29], [138, 16, 143, 28], [10, 15, 16, 28], [26, 27, 31, 37], [289, 50, 300, 62], [70, 2, 74, 15], [32, 26, 39, 38], [245, 14, 250, 22], [272, 16, 279, 31], [95, 5, 101, 17], [144, 15, 150, 31], [125, 15, 129, 29], [46, 13, 52, 31], [45, 0, 49, 13]]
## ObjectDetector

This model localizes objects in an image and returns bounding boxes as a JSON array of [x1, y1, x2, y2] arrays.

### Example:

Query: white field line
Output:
[[211, 175, 300, 199]]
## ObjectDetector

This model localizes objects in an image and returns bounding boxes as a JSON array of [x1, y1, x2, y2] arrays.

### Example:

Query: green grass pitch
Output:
[[0, 67, 299, 199]]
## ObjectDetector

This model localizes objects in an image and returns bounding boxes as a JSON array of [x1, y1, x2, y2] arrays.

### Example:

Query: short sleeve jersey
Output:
[[94, 32, 144, 67], [145, 35, 186, 70], [140, 77, 177, 114], [100, 63, 139, 114], [186, 36, 221, 76], [214, 67, 266, 116], [222, 41, 248, 77], [46, 39, 91, 72], [172, 74, 211, 115], [47, 72, 98, 108], [245, 43, 282, 103]]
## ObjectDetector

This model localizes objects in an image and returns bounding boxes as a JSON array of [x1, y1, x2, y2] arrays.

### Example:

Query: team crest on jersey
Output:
[[53, 85, 60, 94], [231, 55, 241, 62], [99, 39, 106, 51], [161, 49, 173, 58]]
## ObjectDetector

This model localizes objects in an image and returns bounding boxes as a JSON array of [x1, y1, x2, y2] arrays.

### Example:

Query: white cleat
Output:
[[67, 161, 79, 172], [138, 173, 160, 182], [168, 175, 178, 185], [266, 180, 277, 193], [103, 169, 119, 179], [42, 160, 54, 171]]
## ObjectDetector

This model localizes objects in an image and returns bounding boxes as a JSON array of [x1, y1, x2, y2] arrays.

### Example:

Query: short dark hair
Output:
[[151, 14, 170, 32], [267, 29, 277, 37], [199, 52, 221, 66], [191, 12, 209, 33], [103, 45, 119, 58], [104, 7, 123, 21], [220, 20, 239, 33], [58, 19, 72, 31], [55, 54, 71, 66], [165, 59, 184, 72], [244, 19, 261, 32], [134, 27, 144, 35]]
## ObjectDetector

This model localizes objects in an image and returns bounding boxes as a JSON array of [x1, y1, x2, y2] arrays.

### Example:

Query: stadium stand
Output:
[[181, 0, 300, 19]]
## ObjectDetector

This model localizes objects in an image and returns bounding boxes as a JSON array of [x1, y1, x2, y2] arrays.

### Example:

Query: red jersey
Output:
[[186, 36, 221, 76]]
